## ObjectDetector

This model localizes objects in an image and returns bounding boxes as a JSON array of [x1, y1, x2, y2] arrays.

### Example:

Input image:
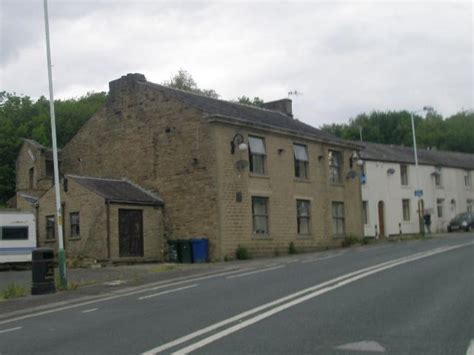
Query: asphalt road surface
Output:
[[1, 233, 473, 355]]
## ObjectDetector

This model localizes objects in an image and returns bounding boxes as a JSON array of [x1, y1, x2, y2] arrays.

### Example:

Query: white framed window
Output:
[[400, 164, 408, 186], [437, 199, 444, 218], [329, 150, 342, 183], [296, 200, 311, 235], [252, 196, 269, 235], [332, 202, 345, 236], [402, 199, 411, 221], [467, 200, 473, 213], [293, 144, 309, 179], [248, 136, 266, 175], [464, 171, 472, 188]]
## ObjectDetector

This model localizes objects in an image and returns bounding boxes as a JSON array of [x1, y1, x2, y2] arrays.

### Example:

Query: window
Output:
[[465, 171, 472, 188], [434, 168, 442, 187], [293, 144, 309, 179], [332, 202, 345, 236], [400, 164, 408, 186], [70, 212, 80, 238], [329, 150, 342, 183], [46, 160, 54, 177], [296, 200, 311, 235], [362, 201, 368, 225], [467, 200, 473, 213], [252, 197, 269, 235], [46, 215, 55, 239], [248, 136, 266, 175], [29, 167, 35, 189], [402, 199, 411, 221], [437, 199, 444, 218], [1, 227, 28, 240]]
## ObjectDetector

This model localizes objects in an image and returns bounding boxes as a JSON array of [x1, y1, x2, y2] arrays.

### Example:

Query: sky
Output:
[[0, 0, 472, 127]]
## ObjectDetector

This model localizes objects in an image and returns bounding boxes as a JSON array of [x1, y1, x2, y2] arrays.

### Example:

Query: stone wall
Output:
[[212, 122, 364, 259], [60, 74, 220, 259]]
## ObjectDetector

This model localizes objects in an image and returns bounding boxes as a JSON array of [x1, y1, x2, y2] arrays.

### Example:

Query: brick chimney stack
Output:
[[262, 99, 293, 117]]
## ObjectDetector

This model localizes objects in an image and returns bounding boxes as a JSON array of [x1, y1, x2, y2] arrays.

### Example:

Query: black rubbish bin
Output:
[[178, 240, 193, 263], [167, 240, 180, 263], [31, 248, 56, 295]]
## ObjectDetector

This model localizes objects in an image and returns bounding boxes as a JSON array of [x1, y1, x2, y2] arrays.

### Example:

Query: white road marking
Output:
[[138, 284, 198, 301], [301, 253, 344, 263], [0, 267, 254, 326], [226, 265, 285, 279], [142, 242, 472, 355], [336, 340, 385, 352], [0, 326, 22, 334], [466, 339, 474, 355], [81, 308, 98, 313]]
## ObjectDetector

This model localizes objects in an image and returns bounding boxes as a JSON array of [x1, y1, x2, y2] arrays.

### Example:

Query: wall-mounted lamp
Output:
[[318, 155, 324, 161], [278, 148, 285, 155], [350, 151, 363, 168], [230, 133, 248, 154], [387, 168, 396, 175]]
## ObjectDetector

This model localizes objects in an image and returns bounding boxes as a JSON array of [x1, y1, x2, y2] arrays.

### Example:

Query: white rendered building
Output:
[[360, 143, 474, 237]]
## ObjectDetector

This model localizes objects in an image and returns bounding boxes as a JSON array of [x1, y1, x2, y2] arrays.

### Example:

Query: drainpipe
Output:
[[106, 200, 111, 261]]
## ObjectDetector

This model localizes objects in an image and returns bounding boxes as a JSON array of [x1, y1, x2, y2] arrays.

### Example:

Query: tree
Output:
[[237, 96, 265, 108], [0, 91, 106, 203], [162, 69, 219, 99]]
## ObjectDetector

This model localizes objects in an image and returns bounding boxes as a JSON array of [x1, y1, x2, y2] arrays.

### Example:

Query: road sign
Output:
[[414, 189, 423, 197]]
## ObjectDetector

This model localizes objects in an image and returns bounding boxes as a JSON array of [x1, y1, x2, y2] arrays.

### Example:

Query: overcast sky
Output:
[[1, 0, 472, 126]]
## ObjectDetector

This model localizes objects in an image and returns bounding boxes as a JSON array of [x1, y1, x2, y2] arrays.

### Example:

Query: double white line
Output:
[[143, 242, 473, 355]]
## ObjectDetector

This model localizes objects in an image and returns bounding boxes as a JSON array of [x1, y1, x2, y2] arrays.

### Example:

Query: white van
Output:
[[0, 210, 37, 263]]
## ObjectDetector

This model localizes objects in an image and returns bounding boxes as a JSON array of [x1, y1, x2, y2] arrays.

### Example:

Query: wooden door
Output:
[[119, 209, 144, 257], [378, 201, 385, 237]]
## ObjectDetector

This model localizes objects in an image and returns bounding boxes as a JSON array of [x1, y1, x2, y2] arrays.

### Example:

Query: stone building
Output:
[[14, 73, 365, 261], [36, 175, 163, 262]]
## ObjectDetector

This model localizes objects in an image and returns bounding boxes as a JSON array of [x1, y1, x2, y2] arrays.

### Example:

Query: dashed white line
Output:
[[138, 284, 198, 301], [0, 326, 22, 334], [81, 308, 98, 314], [226, 265, 285, 279]]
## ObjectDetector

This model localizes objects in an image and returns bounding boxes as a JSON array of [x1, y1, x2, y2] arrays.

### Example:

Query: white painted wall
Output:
[[361, 161, 474, 237]]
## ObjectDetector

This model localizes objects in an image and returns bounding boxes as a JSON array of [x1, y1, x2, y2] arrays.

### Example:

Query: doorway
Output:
[[119, 209, 144, 257], [378, 201, 385, 237]]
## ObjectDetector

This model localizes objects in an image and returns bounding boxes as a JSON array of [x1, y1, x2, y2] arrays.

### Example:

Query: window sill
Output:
[[330, 182, 344, 187], [297, 234, 312, 240], [401, 185, 411, 189], [332, 235, 345, 239], [44, 239, 56, 243], [252, 234, 272, 240], [294, 178, 312, 184], [249, 173, 270, 180], [69, 237, 81, 241]]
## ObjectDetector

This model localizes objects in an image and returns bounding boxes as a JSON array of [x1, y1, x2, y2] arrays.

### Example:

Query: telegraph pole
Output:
[[43, 0, 67, 288]]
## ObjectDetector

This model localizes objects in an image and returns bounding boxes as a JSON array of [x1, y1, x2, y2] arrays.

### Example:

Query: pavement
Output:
[[0, 232, 473, 355]]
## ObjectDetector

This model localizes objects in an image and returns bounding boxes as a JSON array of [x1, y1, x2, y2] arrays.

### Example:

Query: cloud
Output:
[[0, 0, 472, 127]]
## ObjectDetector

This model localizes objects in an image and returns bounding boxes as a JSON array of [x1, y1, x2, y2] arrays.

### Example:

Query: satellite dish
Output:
[[235, 160, 249, 171]]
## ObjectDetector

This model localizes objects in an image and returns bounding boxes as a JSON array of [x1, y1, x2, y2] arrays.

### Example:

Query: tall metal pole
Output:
[[43, 0, 67, 288], [410, 112, 424, 236]]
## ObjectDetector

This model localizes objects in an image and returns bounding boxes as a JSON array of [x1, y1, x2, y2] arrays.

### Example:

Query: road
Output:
[[1, 233, 473, 354]]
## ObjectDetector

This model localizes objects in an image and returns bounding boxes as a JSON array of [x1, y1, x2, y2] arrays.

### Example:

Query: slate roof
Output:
[[141, 80, 358, 148], [18, 193, 39, 205], [360, 142, 474, 170], [23, 139, 59, 161], [68, 175, 163, 206]]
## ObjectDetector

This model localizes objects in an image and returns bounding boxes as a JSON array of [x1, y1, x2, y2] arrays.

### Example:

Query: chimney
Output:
[[262, 98, 293, 117], [107, 73, 147, 114]]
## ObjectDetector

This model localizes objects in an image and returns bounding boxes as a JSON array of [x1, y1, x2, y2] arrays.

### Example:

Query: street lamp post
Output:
[[410, 106, 434, 236], [43, 0, 67, 288]]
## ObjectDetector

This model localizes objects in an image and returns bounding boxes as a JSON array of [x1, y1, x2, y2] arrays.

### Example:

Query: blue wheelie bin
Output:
[[191, 238, 209, 263]]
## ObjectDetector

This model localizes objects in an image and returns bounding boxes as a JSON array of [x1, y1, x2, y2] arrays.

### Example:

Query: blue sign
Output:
[[414, 189, 423, 197]]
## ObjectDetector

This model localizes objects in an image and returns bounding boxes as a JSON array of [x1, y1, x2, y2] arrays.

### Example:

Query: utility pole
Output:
[[43, 0, 67, 288], [359, 126, 363, 142]]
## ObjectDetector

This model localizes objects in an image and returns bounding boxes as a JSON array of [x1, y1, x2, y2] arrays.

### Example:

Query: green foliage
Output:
[[237, 95, 265, 107], [0, 91, 106, 203], [321, 109, 474, 154], [0, 283, 27, 300], [288, 242, 297, 254], [341, 235, 361, 248], [162, 69, 219, 99], [235, 245, 251, 260]]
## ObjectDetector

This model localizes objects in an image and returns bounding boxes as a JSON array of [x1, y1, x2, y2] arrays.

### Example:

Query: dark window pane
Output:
[[1, 227, 28, 240]]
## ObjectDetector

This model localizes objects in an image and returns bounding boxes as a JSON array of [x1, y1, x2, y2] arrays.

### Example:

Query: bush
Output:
[[0, 283, 27, 300], [235, 245, 251, 260], [288, 242, 297, 254], [341, 235, 360, 248], [362, 237, 374, 245]]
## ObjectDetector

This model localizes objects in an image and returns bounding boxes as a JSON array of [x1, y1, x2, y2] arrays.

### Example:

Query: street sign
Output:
[[414, 189, 423, 197]]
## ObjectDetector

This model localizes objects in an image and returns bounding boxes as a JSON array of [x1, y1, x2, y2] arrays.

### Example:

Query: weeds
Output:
[[0, 283, 27, 300], [288, 242, 298, 254], [236, 245, 251, 260]]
